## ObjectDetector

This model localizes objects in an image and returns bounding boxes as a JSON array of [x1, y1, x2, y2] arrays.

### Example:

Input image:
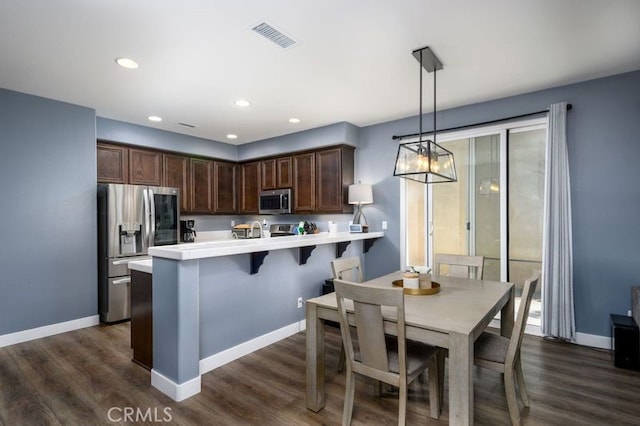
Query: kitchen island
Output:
[[139, 231, 383, 401]]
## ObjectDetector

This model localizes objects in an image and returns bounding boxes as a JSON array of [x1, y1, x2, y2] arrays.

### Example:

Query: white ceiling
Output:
[[1, 1, 639, 145]]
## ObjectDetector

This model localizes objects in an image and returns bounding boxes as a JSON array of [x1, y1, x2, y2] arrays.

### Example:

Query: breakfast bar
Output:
[[144, 231, 383, 401]]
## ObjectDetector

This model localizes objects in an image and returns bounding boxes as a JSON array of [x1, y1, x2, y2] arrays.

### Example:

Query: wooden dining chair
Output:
[[474, 271, 540, 426], [433, 253, 484, 280], [331, 257, 364, 283], [333, 279, 442, 425], [330, 257, 364, 372]]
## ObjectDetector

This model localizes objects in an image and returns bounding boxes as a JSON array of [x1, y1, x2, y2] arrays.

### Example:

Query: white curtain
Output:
[[541, 102, 575, 340]]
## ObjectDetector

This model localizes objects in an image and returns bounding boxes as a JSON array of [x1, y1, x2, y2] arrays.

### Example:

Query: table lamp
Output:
[[348, 183, 373, 228]]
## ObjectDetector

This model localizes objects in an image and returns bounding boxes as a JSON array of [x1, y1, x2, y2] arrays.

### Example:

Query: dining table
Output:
[[305, 270, 514, 426]]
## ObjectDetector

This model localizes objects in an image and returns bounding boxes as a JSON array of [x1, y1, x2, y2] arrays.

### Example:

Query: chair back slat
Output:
[[331, 257, 364, 283], [354, 301, 389, 370], [434, 253, 484, 280], [505, 272, 540, 368]]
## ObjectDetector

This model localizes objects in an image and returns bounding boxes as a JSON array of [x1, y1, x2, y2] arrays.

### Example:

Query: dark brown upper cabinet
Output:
[[315, 146, 354, 213], [277, 156, 292, 188], [97, 142, 128, 183], [189, 158, 213, 213], [213, 161, 237, 214], [163, 153, 190, 213], [96, 141, 354, 216], [293, 152, 316, 213], [129, 148, 163, 186], [261, 156, 292, 191], [239, 162, 261, 214], [261, 159, 277, 191]]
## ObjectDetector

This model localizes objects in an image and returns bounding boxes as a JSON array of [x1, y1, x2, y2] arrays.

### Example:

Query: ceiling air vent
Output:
[[178, 122, 197, 128], [252, 22, 296, 49]]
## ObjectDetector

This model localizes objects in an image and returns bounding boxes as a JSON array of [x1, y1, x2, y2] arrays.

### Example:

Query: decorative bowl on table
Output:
[[392, 278, 440, 296]]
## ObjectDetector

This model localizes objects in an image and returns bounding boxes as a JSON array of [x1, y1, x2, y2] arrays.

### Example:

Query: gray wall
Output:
[[356, 70, 640, 337], [2, 69, 638, 340], [197, 239, 365, 358], [97, 117, 238, 161], [237, 122, 359, 161], [0, 89, 97, 335]]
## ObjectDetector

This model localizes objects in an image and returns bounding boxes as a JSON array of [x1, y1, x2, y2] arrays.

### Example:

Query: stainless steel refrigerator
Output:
[[97, 183, 179, 323]]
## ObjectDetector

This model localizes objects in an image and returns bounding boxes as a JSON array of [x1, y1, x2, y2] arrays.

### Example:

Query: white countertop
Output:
[[148, 231, 384, 261], [128, 258, 152, 273]]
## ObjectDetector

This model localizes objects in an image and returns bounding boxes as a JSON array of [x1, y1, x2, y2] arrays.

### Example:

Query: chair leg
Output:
[[514, 358, 530, 407], [437, 350, 445, 409], [428, 355, 441, 419], [342, 371, 356, 426], [504, 369, 521, 426], [337, 345, 346, 372], [398, 381, 407, 426]]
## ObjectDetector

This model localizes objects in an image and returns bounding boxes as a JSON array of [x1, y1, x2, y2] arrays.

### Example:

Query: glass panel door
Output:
[[431, 135, 502, 278], [402, 120, 546, 328], [508, 127, 546, 325], [473, 134, 502, 281], [406, 178, 426, 267], [432, 138, 470, 258]]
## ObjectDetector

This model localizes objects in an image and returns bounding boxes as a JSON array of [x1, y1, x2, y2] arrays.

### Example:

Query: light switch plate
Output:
[[382, 221, 388, 230]]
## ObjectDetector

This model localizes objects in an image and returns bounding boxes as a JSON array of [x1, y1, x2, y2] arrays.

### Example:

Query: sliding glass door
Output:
[[403, 119, 546, 326]]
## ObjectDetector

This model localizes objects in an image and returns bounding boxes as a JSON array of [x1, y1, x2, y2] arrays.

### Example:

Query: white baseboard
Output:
[[151, 369, 201, 402], [199, 319, 306, 375], [488, 319, 610, 349], [575, 332, 611, 350], [152, 319, 306, 401], [0, 315, 100, 348]]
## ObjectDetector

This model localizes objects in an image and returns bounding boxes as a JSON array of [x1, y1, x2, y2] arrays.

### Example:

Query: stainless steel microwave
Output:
[[259, 188, 292, 214]]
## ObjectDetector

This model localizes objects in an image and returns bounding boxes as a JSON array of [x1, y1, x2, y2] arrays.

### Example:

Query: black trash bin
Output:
[[322, 278, 335, 295]]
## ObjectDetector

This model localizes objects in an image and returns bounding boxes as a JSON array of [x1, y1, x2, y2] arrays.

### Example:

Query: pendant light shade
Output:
[[394, 138, 457, 183], [393, 46, 456, 184]]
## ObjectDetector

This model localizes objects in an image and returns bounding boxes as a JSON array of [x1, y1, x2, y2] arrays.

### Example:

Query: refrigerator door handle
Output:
[[143, 188, 150, 249], [149, 188, 156, 247]]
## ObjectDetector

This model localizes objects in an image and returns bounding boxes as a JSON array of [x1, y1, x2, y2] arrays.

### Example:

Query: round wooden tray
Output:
[[392, 280, 441, 295]]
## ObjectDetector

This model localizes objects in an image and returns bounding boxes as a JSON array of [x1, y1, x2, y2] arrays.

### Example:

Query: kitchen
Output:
[[2, 1, 640, 424]]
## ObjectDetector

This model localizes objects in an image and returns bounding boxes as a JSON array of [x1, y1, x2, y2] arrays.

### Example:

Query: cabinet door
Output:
[[293, 152, 316, 213], [277, 156, 292, 188], [315, 148, 343, 212], [97, 143, 128, 183], [163, 154, 190, 213], [129, 148, 162, 186], [214, 161, 237, 213], [190, 158, 213, 213], [239, 162, 260, 214], [261, 159, 277, 190], [316, 146, 354, 213]]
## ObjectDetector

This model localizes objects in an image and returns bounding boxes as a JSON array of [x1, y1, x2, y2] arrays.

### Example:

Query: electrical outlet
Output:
[[262, 219, 268, 226], [297, 297, 303, 308], [382, 220, 388, 230], [231, 220, 235, 227], [629, 310, 632, 317]]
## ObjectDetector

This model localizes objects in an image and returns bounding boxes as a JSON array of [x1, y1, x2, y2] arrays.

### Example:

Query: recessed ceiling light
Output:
[[148, 116, 162, 122], [226, 134, 238, 139], [115, 57, 139, 69], [289, 117, 301, 123], [234, 99, 251, 107]]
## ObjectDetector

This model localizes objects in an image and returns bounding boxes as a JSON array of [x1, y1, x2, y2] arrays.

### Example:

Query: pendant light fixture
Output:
[[393, 46, 456, 183]]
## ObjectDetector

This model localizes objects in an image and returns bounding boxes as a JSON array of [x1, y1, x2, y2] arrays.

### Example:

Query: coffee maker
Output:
[[180, 220, 196, 243]]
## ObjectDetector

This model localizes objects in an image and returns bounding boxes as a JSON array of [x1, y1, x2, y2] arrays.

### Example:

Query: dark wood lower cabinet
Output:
[[130, 270, 152, 370]]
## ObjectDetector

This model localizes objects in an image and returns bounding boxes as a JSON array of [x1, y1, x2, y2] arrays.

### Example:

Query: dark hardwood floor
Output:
[[1, 322, 639, 425]]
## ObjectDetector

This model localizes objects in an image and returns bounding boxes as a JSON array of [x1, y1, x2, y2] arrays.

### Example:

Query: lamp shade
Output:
[[348, 183, 373, 205], [393, 139, 457, 183]]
